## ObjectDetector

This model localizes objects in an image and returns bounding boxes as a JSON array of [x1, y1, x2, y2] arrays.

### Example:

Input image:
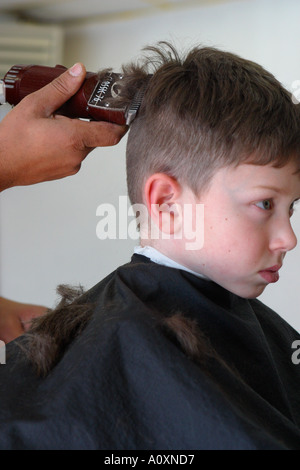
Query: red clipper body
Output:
[[1, 64, 147, 125]]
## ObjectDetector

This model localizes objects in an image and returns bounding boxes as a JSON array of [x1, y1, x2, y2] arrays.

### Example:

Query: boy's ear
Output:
[[144, 173, 183, 235]]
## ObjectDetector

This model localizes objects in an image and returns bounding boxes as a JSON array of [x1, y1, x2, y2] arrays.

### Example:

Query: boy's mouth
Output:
[[258, 265, 281, 283]]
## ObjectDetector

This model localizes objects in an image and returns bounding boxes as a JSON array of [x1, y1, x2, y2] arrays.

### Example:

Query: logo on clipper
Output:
[[88, 73, 122, 107]]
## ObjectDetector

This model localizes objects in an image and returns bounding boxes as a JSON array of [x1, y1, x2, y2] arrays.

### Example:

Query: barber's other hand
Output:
[[0, 63, 127, 191], [0, 296, 48, 343]]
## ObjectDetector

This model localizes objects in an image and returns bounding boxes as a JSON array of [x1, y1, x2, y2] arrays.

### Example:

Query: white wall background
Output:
[[1, 0, 300, 330]]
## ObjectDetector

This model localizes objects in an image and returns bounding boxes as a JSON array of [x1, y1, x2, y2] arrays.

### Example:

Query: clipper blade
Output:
[[125, 80, 150, 126]]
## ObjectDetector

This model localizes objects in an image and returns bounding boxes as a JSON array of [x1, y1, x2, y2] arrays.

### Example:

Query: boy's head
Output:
[[126, 42, 300, 204], [122, 43, 300, 297]]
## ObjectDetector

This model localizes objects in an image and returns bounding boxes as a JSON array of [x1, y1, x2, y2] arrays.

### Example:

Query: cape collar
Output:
[[134, 245, 209, 280]]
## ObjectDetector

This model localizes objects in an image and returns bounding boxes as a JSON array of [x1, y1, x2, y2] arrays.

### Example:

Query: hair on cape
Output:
[[21, 285, 95, 377], [21, 284, 236, 381]]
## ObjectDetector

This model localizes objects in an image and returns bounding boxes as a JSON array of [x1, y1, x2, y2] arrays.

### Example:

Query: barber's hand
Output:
[[0, 63, 127, 191], [0, 297, 48, 343]]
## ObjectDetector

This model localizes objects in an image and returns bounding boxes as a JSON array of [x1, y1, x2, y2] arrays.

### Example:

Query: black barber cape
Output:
[[1, 254, 300, 450]]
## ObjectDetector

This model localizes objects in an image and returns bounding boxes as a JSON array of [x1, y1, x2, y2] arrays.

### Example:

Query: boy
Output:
[[0, 42, 300, 450]]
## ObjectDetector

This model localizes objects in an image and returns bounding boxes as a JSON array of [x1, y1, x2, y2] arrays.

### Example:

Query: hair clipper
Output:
[[0, 64, 148, 125]]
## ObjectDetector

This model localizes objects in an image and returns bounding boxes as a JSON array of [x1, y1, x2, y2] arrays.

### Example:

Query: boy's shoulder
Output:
[[86, 254, 299, 342]]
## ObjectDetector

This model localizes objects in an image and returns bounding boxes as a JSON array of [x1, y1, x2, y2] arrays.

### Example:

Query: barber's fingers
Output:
[[72, 120, 128, 150], [26, 63, 87, 118], [0, 315, 23, 343]]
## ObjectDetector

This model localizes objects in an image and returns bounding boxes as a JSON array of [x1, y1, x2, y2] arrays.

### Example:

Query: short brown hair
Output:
[[121, 42, 300, 204]]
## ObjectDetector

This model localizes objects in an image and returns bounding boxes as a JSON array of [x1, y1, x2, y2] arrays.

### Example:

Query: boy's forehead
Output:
[[212, 162, 300, 194]]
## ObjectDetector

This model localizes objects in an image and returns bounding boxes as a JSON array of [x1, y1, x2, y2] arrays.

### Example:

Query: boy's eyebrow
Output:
[[252, 185, 283, 193], [252, 185, 300, 199]]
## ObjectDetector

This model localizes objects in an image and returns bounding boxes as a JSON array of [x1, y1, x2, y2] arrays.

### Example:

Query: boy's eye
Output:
[[255, 199, 272, 211]]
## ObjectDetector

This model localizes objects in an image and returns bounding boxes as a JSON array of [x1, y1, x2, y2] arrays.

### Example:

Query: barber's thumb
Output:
[[36, 63, 86, 117]]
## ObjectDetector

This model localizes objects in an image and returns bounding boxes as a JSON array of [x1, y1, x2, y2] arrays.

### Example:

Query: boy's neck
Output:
[[134, 245, 209, 280]]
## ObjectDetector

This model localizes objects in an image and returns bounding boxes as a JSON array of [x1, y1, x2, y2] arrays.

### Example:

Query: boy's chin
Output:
[[225, 282, 268, 299]]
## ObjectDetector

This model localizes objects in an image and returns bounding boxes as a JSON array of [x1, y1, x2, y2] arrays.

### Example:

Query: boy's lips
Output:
[[258, 265, 281, 283]]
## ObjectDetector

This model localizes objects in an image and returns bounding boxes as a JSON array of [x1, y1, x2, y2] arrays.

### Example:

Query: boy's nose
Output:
[[269, 219, 298, 253]]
